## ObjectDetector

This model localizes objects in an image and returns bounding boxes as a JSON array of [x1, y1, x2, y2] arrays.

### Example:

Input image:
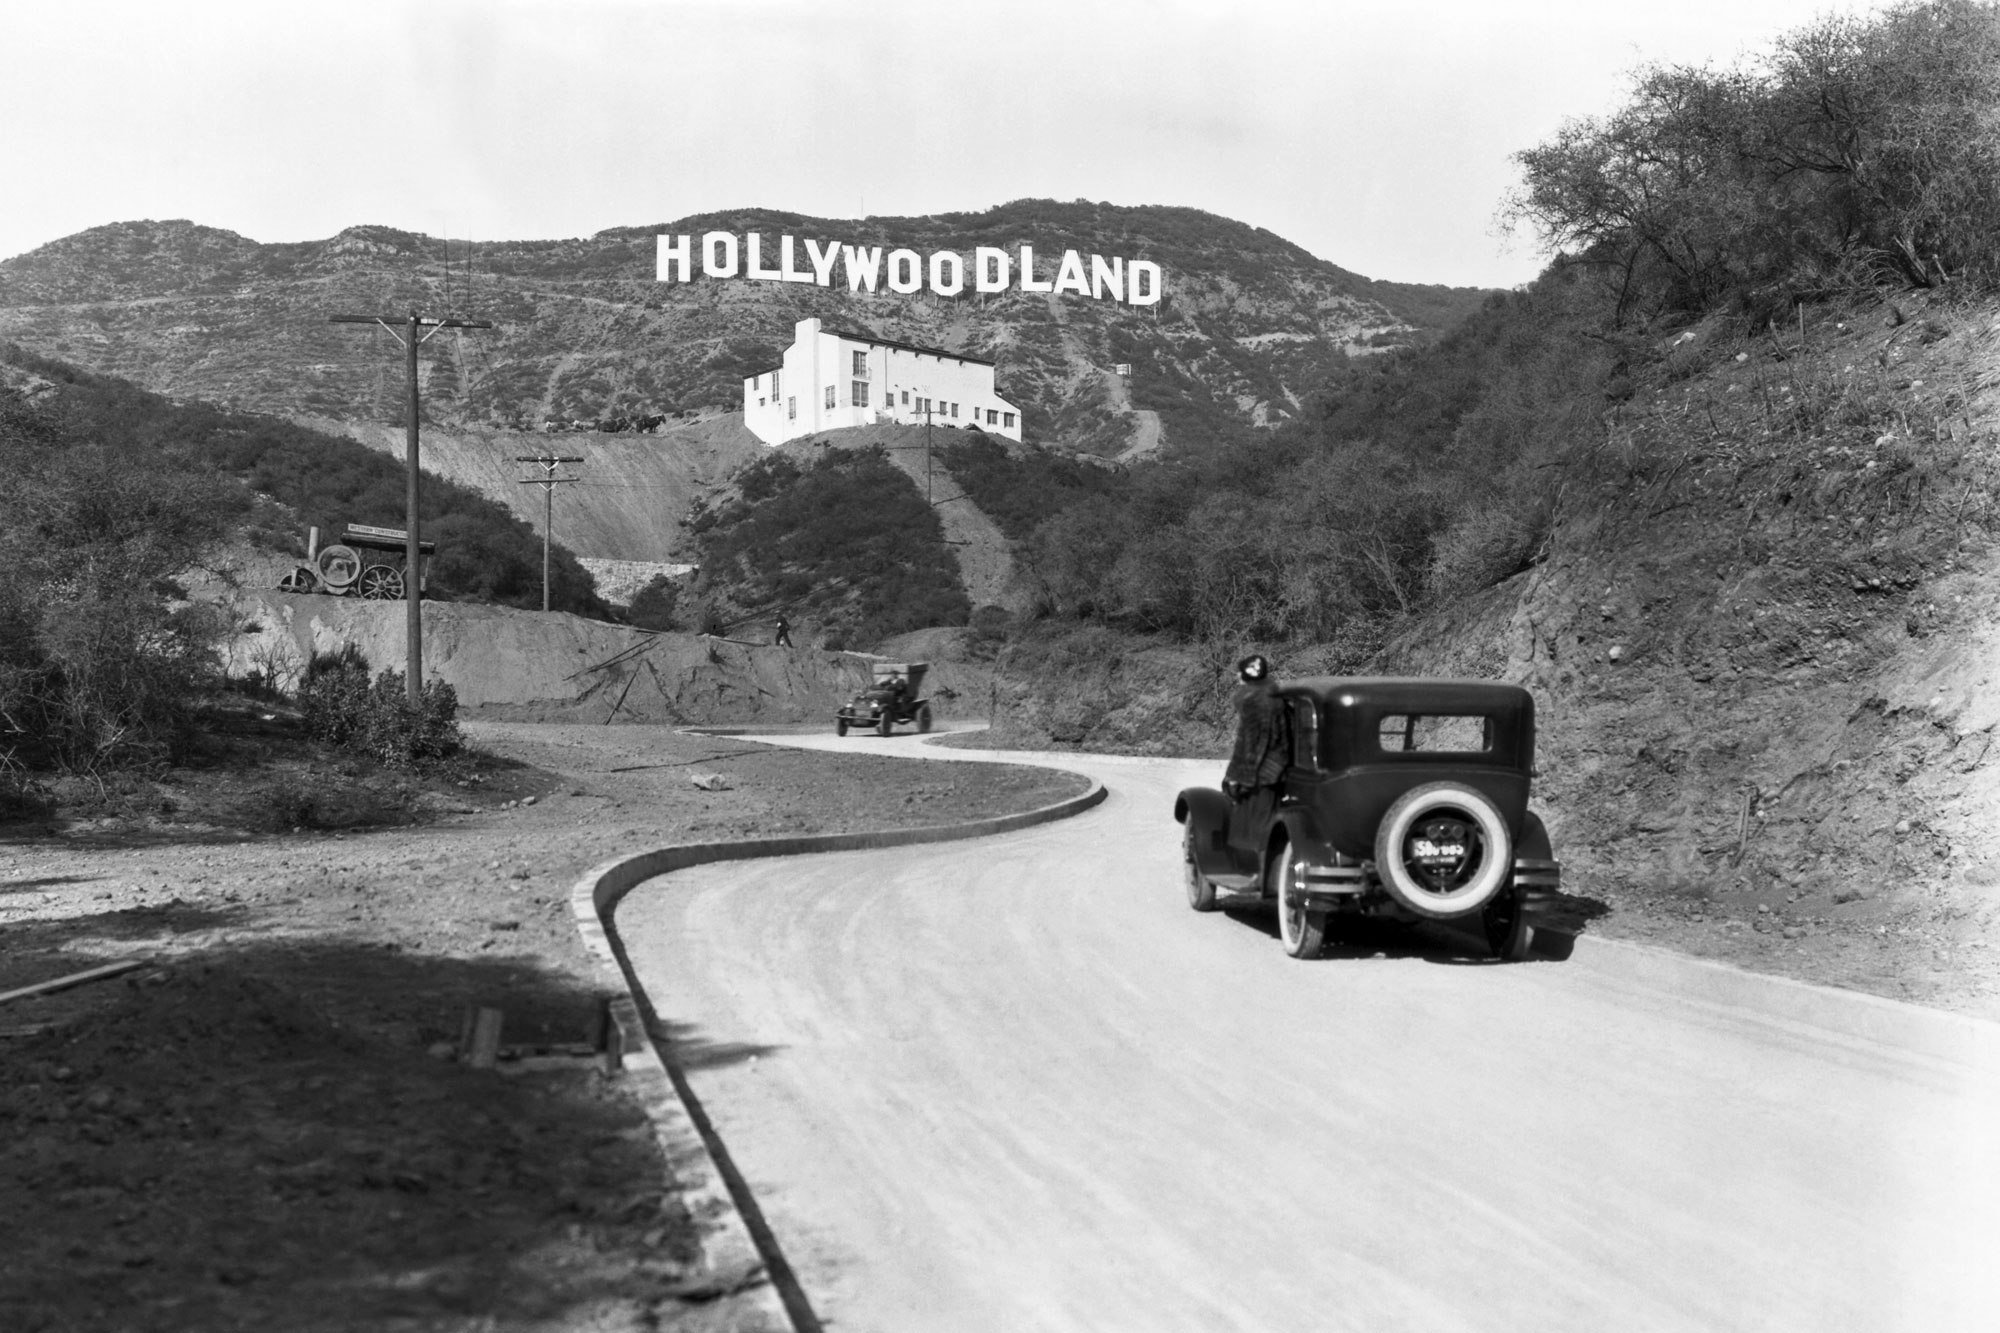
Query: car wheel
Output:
[[1483, 886, 1533, 961], [916, 703, 933, 733], [1273, 840, 1326, 959], [835, 717, 848, 737], [877, 712, 894, 736], [1183, 820, 1218, 912], [1374, 782, 1513, 918]]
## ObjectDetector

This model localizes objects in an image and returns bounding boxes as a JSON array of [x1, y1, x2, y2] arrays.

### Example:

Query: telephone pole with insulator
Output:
[[328, 309, 494, 705], [517, 453, 583, 612]]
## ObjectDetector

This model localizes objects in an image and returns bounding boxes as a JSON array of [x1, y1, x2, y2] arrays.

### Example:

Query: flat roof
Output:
[[746, 330, 998, 381], [827, 329, 996, 368]]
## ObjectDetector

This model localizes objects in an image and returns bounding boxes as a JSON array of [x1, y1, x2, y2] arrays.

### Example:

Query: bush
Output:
[[0, 388, 233, 773], [627, 575, 680, 631], [298, 645, 462, 768], [688, 446, 969, 646]]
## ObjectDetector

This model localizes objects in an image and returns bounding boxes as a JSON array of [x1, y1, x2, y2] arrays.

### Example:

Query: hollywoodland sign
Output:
[[655, 231, 1162, 306]]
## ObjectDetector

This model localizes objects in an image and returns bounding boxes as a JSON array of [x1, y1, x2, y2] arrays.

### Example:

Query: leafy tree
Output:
[[1505, 0, 2000, 318]]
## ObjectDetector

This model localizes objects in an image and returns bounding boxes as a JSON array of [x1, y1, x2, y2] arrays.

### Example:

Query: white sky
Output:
[[1, 0, 1879, 288]]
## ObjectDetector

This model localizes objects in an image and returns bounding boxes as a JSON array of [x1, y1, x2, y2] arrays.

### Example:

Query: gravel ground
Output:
[[0, 715, 1087, 1333]]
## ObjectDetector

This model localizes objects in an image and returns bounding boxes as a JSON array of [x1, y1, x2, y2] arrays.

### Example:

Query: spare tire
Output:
[[1373, 782, 1512, 918]]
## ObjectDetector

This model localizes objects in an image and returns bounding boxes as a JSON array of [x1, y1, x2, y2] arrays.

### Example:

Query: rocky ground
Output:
[[0, 710, 1086, 1333]]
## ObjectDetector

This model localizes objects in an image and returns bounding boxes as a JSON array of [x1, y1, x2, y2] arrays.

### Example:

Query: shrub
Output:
[[627, 574, 681, 631], [298, 645, 461, 768], [0, 389, 233, 772], [688, 446, 969, 646]]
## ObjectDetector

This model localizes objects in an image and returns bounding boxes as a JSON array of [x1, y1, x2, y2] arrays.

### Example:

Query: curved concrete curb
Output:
[[566, 776, 1107, 1330]]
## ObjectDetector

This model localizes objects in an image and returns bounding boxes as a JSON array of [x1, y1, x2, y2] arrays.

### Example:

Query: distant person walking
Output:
[[774, 613, 793, 648]]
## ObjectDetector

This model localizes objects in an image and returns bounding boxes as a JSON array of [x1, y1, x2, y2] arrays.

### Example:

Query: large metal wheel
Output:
[[1183, 819, 1218, 912], [1373, 782, 1513, 919], [313, 543, 363, 593], [1272, 840, 1327, 959], [358, 564, 405, 600], [1483, 886, 1534, 961], [276, 566, 316, 594]]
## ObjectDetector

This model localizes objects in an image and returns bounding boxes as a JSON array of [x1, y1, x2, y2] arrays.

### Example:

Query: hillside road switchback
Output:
[[615, 727, 2000, 1332]]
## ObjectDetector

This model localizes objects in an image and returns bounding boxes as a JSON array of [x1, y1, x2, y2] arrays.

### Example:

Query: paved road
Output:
[[617, 730, 2000, 1333]]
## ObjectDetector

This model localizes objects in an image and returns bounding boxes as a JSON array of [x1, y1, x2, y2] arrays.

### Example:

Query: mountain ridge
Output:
[[0, 201, 1493, 458]]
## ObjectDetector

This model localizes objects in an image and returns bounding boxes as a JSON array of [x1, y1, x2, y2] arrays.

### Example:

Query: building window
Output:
[[852, 350, 868, 377], [1002, 412, 1015, 428], [901, 390, 910, 405], [770, 370, 780, 397], [824, 384, 836, 410], [851, 380, 868, 407], [986, 409, 997, 425], [788, 397, 796, 420], [949, 402, 958, 417]]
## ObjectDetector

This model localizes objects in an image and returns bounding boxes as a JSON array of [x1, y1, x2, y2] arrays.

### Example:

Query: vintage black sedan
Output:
[[1174, 677, 1561, 960]]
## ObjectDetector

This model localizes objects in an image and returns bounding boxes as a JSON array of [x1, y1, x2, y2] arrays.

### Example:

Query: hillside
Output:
[[0, 202, 1491, 460], [310, 410, 766, 563], [953, 284, 2000, 1016], [0, 345, 604, 615], [679, 441, 971, 647]]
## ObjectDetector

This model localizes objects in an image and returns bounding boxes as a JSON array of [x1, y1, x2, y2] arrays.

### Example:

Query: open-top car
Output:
[[835, 661, 933, 736], [1174, 677, 1560, 960]]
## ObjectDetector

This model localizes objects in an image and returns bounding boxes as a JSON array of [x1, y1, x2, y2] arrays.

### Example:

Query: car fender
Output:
[[1267, 806, 1338, 870], [1174, 787, 1240, 880], [1518, 810, 1554, 861]]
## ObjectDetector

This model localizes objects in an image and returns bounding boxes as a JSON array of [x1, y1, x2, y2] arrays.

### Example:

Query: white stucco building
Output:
[[743, 318, 1023, 446]]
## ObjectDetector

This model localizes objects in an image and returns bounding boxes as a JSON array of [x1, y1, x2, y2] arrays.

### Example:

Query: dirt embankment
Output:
[[0, 721, 1089, 1332], [309, 413, 766, 563], [1373, 295, 2000, 1017], [226, 590, 894, 725], [958, 294, 2000, 1022]]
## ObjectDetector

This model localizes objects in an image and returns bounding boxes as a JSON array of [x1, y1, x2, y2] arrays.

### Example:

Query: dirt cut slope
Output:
[[308, 413, 766, 563], [1362, 293, 2000, 1018], [228, 590, 887, 725]]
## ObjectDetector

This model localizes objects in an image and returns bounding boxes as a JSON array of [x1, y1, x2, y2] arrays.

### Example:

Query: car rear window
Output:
[[1376, 714, 1493, 753]]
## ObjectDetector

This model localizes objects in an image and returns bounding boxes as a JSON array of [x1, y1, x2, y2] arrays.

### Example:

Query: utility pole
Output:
[[517, 453, 583, 612], [329, 309, 494, 705]]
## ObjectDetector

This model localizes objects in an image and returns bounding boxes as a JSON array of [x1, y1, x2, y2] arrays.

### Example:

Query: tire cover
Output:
[[1373, 781, 1512, 917], [314, 543, 363, 589]]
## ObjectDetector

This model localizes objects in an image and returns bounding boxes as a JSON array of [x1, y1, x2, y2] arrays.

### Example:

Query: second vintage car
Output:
[[835, 661, 933, 736], [1175, 676, 1561, 960]]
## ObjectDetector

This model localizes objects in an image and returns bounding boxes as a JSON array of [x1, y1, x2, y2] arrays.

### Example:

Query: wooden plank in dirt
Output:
[[0, 959, 151, 1006]]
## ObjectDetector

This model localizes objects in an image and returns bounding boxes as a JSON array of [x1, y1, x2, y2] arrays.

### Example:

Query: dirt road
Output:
[[618, 733, 2000, 1332]]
